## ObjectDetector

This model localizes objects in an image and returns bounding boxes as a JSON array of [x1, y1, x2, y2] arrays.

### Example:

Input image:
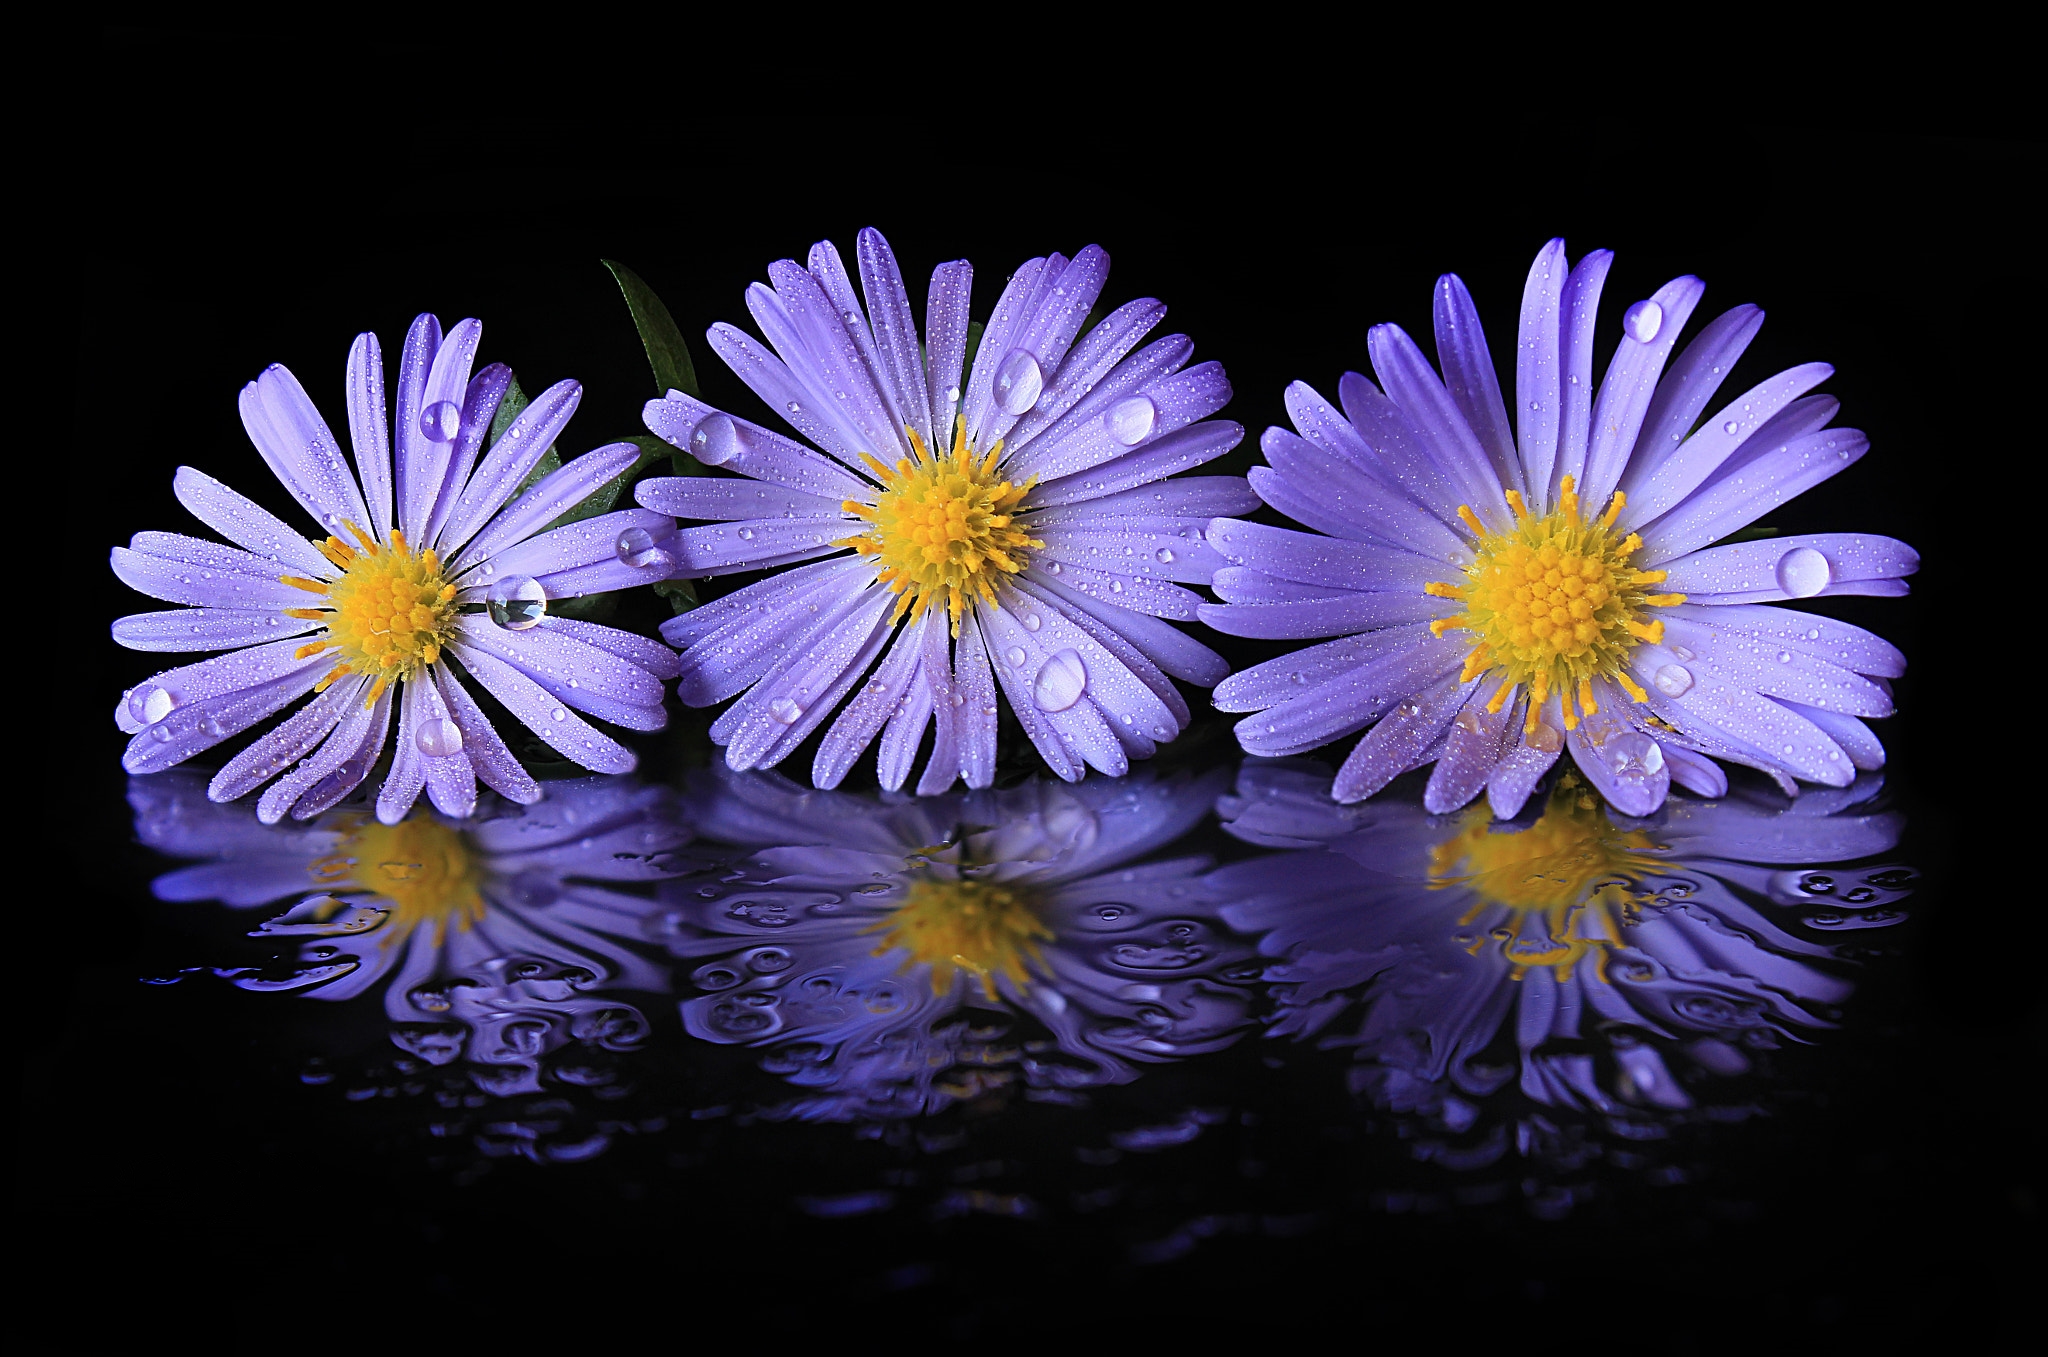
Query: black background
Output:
[[33, 59, 2038, 1348]]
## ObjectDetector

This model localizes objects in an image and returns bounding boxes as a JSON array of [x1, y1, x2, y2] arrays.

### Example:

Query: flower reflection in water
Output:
[[1213, 761, 1911, 1171], [131, 772, 687, 1099], [661, 766, 1259, 1120]]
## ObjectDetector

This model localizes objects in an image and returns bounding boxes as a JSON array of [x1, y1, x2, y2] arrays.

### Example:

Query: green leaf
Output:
[[652, 578, 699, 614], [604, 259, 699, 398], [548, 592, 621, 624], [1716, 525, 1780, 545], [961, 321, 984, 383], [492, 375, 564, 497]]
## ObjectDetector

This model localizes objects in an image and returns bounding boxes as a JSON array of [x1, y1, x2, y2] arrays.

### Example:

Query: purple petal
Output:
[[813, 611, 926, 790], [346, 332, 395, 542], [708, 321, 871, 472], [951, 609, 999, 789], [112, 546, 314, 611], [637, 477, 843, 522], [853, 229, 935, 447], [760, 262, 907, 461], [1424, 678, 1515, 814], [675, 582, 870, 708], [1653, 617, 1891, 717], [1487, 694, 1563, 818], [720, 587, 894, 771], [1213, 626, 1433, 713], [1579, 275, 1705, 509], [454, 646, 636, 774], [1008, 299, 1168, 450], [1434, 273, 1521, 498], [1622, 304, 1765, 494], [917, 615, 966, 797], [1250, 430, 1466, 558], [208, 676, 364, 802], [1025, 475, 1255, 524], [1660, 742, 1728, 797], [1658, 602, 1904, 678], [980, 601, 1128, 778], [999, 246, 1109, 442], [1198, 591, 1449, 641], [424, 362, 515, 546], [1637, 661, 1851, 786], [663, 517, 849, 579], [1206, 518, 1454, 592], [1034, 517, 1226, 585], [1012, 577, 1189, 726], [240, 363, 372, 536], [128, 530, 308, 580], [1023, 561, 1201, 620], [993, 581, 1179, 743], [1515, 240, 1569, 512], [172, 467, 332, 578], [1332, 674, 1470, 803], [398, 316, 480, 539], [1022, 568, 1226, 687], [923, 259, 974, 440], [1621, 363, 1834, 531], [1026, 420, 1243, 508], [542, 615, 681, 681], [1008, 356, 1227, 486], [664, 558, 868, 673], [435, 667, 540, 804], [1211, 567, 1351, 605], [122, 638, 330, 726], [1548, 248, 1613, 506], [454, 616, 665, 709], [460, 508, 676, 586], [1234, 633, 1464, 757], [1335, 375, 1472, 529], [1369, 322, 1503, 517], [392, 314, 442, 534], [1660, 534, 1918, 604], [962, 257, 1051, 450], [434, 378, 583, 554], [277, 685, 392, 822], [1771, 700, 1885, 771], [876, 642, 935, 792], [455, 441, 642, 570], [250, 688, 372, 823], [113, 608, 318, 653], [641, 393, 872, 500], [1564, 680, 1670, 817], [1636, 428, 1869, 565], [378, 678, 431, 825]]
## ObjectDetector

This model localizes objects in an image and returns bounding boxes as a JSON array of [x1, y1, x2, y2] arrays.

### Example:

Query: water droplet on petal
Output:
[[1106, 395, 1157, 446], [1622, 299, 1664, 344], [1653, 663, 1694, 697], [1005, 646, 1027, 668], [1525, 722, 1562, 754], [945, 385, 961, 404], [768, 698, 803, 725], [133, 685, 179, 725], [1022, 613, 1041, 631], [615, 526, 675, 571], [1031, 649, 1088, 712], [550, 708, 567, 722], [1607, 731, 1664, 777], [1722, 419, 1740, 435], [416, 716, 464, 757], [420, 400, 462, 443], [992, 349, 1044, 415], [1775, 546, 1831, 598], [1670, 645, 1695, 662], [1456, 709, 1484, 735], [690, 413, 742, 466], [487, 576, 547, 630]]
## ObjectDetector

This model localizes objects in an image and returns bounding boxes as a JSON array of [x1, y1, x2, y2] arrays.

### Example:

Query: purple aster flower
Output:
[[635, 228, 1251, 793], [1210, 761, 1910, 1148], [112, 315, 684, 824], [1201, 241, 1917, 816], [132, 771, 686, 1097], [654, 765, 1258, 1121]]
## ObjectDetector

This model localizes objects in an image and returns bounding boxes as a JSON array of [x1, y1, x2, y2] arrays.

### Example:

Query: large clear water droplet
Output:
[[486, 575, 547, 630], [420, 400, 462, 443], [1031, 649, 1088, 712], [1106, 395, 1157, 446], [1622, 299, 1664, 344], [1653, 663, 1694, 697], [1022, 612, 1041, 631], [1608, 731, 1665, 776], [1775, 546, 1831, 598], [690, 413, 742, 466], [768, 697, 804, 725], [1006, 646, 1028, 668], [415, 716, 464, 758], [992, 349, 1044, 415], [1525, 722, 1562, 754], [615, 525, 675, 571], [131, 685, 179, 725]]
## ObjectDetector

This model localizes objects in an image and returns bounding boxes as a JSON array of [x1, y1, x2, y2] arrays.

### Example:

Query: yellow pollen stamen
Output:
[[864, 874, 1051, 1000], [1615, 671, 1650, 703], [278, 520, 462, 707], [1431, 480, 1682, 726], [317, 814, 485, 949], [838, 417, 1041, 635]]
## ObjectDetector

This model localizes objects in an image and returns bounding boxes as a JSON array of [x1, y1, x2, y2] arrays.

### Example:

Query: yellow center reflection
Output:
[[311, 814, 485, 946], [1428, 776, 1662, 982], [866, 874, 1052, 999]]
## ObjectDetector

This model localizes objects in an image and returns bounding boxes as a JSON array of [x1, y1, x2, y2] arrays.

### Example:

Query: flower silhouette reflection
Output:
[[132, 772, 687, 1095], [662, 766, 1258, 1120], [1213, 762, 1908, 1148]]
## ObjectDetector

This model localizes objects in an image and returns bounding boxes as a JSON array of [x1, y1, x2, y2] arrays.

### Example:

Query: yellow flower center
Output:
[[311, 814, 485, 946], [864, 874, 1052, 1000], [1428, 776, 1663, 981], [1427, 476, 1686, 733], [281, 525, 461, 706], [838, 418, 1041, 634]]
